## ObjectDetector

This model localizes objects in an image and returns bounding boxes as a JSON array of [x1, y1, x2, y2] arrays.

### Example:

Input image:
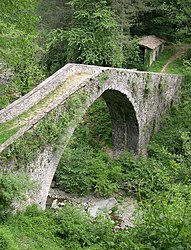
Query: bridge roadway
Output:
[[0, 64, 106, 153]]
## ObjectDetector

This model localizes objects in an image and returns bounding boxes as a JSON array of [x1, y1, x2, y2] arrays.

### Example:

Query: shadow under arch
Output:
[[30, 88, 140, 209], [47, 89, 140, 207], [101, 90, 139, 156]]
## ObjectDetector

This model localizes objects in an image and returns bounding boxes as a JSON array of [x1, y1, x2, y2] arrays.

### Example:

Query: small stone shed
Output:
[[138, 35, 165, 67]]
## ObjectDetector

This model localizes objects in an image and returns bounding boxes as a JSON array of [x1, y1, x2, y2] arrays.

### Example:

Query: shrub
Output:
[[55, 205, 115, 249], [56, 98, 121, 196], [0, 172, 33, 217], [132, 185, 191, 249], [116, 151, 172, 199], [122, 38, 144, 70], [0, 226, 19, 250], [56, 145, 121, 196]]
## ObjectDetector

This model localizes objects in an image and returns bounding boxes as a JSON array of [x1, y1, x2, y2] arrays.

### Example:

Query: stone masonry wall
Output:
[[0, 64, 182, 209], [0, 64, 103, 124]]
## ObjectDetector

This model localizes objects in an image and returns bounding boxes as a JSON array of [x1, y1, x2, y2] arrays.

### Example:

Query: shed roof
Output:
[[138, 35, 165, 50]]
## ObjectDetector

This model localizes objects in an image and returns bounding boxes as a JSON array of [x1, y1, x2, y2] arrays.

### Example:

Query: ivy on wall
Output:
[[0, 88, 90, 169]]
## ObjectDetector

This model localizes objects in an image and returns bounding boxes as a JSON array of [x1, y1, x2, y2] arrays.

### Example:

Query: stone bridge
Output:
[[0, 63, 182, 209]]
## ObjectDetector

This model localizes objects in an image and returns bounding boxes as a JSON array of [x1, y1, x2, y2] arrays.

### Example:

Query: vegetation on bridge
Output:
[[1, 0, 191, 249], [0, 72, 90, 145]]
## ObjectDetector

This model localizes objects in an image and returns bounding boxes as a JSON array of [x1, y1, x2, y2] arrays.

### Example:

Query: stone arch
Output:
[[43, 89, 140, 209], [101, 90, 139, 156]]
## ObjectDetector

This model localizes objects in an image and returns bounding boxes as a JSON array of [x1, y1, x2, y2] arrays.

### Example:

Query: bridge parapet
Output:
[[0, 64, 104, 124]]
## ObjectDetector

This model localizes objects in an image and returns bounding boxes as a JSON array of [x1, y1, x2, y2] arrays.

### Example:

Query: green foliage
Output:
[[182, 49, 191, 79], [55, 205, 115, 249], [65, 0, 122, 67], [0, 226, 19, 250], [44, 28, 67, 74], [0, 172, 33, 217], [133, 186, 191, 249], [43, 0, 123, 70], [0, 125, 19, 146], [150, 94, 191, 156], [116, 152, 171, 199], [2, 206, 62, 250], [82, 98, 112, 146], [166, 57, 185, 75], [155, 0, 191, 42], [110, 0, 150, 31], [0, 205, 132, 250], [56, 129, 121, 196], [55, 98, 121, 196], [0, 0, 44, 105], [122, 38, 144, 70], [38, 0, 72, 32], [133, 0, 191, 43], [148, 47, 177, 73], [0, 78, 18, 110]]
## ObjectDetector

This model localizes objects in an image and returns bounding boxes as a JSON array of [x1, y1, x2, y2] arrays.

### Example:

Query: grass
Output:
[[148, 47, 177, 73], [0, 120, 20, 145], [165, 56, 184, 74], [0, 73, 90, 146], [0, 127, 20, 145]]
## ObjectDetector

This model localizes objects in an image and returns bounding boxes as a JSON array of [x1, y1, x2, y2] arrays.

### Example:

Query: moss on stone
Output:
[[0, 88, 89, 169], [144, 74, 153, 99], [98, 71, 109, 88]]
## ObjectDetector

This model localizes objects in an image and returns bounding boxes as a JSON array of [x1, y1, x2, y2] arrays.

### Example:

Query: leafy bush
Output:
[[132, 185, 191, 249], [1, 206, 62, 250], [0, 226, 19, 250], [0, 172, 33, 217], [116, 152, 172, 199], [0, 205, 132, 250], [44, 29, 67, 74], [56, 98, 121, 196], [56, 144, 121, 196], [122, 38, 144, 70], [55, 205, 115, 249]]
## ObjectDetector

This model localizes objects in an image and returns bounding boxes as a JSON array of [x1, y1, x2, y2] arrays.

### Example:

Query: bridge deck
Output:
[[0, 72, 92, 151], [17, 72, 90, 126], [0, 63, 182, 155]]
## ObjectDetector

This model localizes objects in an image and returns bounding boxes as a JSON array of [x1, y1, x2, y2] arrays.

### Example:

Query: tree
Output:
[[122, 38, 143, 70], [65, 0, 122, 67], [109, 0, 150, 65], [38, 0, 72, 31], [133, 0, 191, 42], [109, 0, 150, 35], [0, 0, 44, 101]]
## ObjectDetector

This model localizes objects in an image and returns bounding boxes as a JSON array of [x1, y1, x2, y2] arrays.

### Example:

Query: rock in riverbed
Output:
[[47, 188, 136, 230]]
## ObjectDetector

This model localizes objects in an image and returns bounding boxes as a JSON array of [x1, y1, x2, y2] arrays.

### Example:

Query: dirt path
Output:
[[161, 44, 191, 73]]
